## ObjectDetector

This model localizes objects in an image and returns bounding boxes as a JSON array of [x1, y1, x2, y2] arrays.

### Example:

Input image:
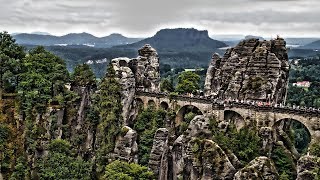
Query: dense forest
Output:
[[287, 55, 320, 108], [0, 31, 320, 179], [0, 32, 154, 179]]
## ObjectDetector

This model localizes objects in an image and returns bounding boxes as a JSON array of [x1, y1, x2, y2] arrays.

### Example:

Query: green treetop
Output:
[[102, 160, 154, 180], [71, 63, 96, 87], [175, 71, 200, 94], [18, 46, 69, 114], [94, 64, 123, 173], [160, 78, 174, 92], [0, 31, 25, 93], [36, 139, 92, 180]]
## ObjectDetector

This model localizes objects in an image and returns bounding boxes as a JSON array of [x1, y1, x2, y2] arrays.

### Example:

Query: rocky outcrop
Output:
[[112, 57, 136, 125], [296, 155, 319, 180], [234, 156, 278, 180], [131, 44, 160, 93], [204, 37, 289, 104], [274, 120, 300, 159], [186, 115, 212, 137], [148, 128, 169, 178], [113, 126, 138, 163], [259, 127, 274, 156], [68, 84, 96, 158], [172, 115, 236, 179], [111, 44, 161, 125]]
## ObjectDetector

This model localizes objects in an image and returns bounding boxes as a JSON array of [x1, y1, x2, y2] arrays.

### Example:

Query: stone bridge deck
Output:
[[136, 91, 320, 143], [136, 91, 320, 117]]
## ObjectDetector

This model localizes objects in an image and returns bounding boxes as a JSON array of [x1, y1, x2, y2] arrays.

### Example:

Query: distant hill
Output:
[[13, 33, 143, 48], [285, 38, 320, 47], [301, 40, 320, 50], [116, 28, 227, 52]]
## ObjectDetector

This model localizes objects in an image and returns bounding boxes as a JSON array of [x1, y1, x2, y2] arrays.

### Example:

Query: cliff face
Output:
[[204, 37, 289, 104], [112, 44, 160, 94], [170, 115, 237, 180], [132, 44, 160, 93], [111, 44, 160, 125]]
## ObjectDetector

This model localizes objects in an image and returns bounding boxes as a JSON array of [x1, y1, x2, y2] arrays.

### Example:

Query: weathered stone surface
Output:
[[172, 115, 236, 180], [233, 156, 278, 180], [204, 37, 289, 104], [274, 120, 300, 159], [148, 128, 169, 178], [111, 44, 160, 125], [259, 127, 274, 156], [74, 86, 91, 130], [113, 126, 138, 163], [112, 57, 136, 125], [201, 139, 237, 180], [225, 149, 243, 170], [296, 155, 319, 180], [133, 44, 160, 93], [186, 115, 211, 138]]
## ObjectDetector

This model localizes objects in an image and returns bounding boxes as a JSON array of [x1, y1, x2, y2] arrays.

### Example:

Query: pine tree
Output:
[[94, 64, 123, 173]]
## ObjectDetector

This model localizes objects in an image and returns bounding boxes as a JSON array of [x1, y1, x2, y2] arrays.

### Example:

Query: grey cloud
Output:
[[194, 10, 320, 24], [0, 0, 319, 37]]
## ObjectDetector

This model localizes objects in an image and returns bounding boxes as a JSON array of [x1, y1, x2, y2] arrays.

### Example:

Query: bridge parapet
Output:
[[135, 91, 320, 144], [136, 91, 320, 117]]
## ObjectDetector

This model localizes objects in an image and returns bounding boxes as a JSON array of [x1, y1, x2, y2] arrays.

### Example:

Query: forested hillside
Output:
[[287, 55, 320, 108], [0, 32, 154, 179]]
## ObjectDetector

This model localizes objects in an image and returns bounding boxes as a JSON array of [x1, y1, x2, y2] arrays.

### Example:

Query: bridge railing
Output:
[[135, 91, 320, 116]]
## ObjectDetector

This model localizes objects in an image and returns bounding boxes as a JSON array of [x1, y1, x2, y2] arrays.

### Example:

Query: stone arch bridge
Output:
[[136, 91, 320, 144]]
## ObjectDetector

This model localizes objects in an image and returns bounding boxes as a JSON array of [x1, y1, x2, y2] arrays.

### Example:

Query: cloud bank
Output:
[[0, 0, 319, 37]]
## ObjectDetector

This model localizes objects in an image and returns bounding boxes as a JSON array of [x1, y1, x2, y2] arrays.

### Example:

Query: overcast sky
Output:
[[0, 0, 319, 37]]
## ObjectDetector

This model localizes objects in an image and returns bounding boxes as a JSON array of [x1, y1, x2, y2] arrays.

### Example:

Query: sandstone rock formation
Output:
[[172, 115, 236, 179], [259, 127, 274, 156], [148, 128, 169, 178], [234, 156, 278, 180], [113, 126, 138, 163], [132, 44, 160, 93], [296, 155, 319, 180], [204, 37, 289, 104], [112, 57, 136, 125], [69, 81, 96, 158], [111, 44, 160, 125]]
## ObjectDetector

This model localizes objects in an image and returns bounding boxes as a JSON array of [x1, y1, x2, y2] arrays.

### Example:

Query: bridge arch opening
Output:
[[273, 118, 311, 154], [160, 101, 169, 110], [135, 98, 144, 111], [175, 105, 203, 126], [147, 99, 156, 109], [224, 110, 245, 131]]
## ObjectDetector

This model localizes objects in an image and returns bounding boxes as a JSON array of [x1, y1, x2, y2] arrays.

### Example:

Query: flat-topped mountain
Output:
[[116, 28, 227, 52], [13, 32, 142, 48]]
